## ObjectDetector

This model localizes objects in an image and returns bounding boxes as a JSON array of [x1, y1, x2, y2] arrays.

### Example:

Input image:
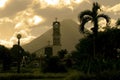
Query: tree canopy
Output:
[[78, 2, 110, 36], [73, 27, 120, 60]]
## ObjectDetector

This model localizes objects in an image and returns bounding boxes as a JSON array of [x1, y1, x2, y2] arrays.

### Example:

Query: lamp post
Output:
[[17, 34, 22, 73]]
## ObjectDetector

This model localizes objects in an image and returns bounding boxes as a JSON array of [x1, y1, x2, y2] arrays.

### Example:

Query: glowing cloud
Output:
[[5, 30, 36, 48], [32, 0, 84, 10], [0, 0, 9, 8], [101, 3, 120, 15], [30, 15, 44, 25], [43, 0, 59, 5], [12, 8, 42, 47], [74, 0, 83, 3], [0, 39, 13, 48], [107, 3, 120, 12], [0, 17, 13, 24]]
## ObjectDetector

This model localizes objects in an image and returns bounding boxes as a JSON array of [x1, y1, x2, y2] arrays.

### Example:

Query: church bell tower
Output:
[[52, 18, 61, 56]]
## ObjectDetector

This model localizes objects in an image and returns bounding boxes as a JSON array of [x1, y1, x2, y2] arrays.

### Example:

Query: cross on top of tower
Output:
[[55, 17, 58, 22], [53, 17, 60, 25]]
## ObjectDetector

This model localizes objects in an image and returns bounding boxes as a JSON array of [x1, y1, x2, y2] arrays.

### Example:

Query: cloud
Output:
[[12, 8, 44, 46], [99, 19, 108, 27], [32, 15, 43, 25], [0, 0, 119, 48], [0, 7, 41, 47], [0, 0, 32, 17], [101, 3, 120, 15], [14, 8, 45, 29], [107, 3, 120, 13], [0, 39, 13, 48], [110, 19, 116, 27], [31, 0, 87, 10], [0, 30, 36, 48], [11, 30, 36, 45], [0, 0, 9, 9], [0, 0, 88, 48], [0, 17, 13, 24]]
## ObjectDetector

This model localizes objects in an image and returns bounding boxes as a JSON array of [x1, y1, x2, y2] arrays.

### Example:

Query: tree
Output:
[[0, 45, 11, 71], [72, 28, 120, 73], [78, 2, 110, 57], [10, 44, 26, 68], [41, 56, 67, 73], [58, 49, 68, 59], [75, 28, 120, 58], [10, 45, 24, 62]]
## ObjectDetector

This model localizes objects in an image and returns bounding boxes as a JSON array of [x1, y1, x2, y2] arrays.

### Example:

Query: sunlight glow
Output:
[[0, 39, 13, 48], [64, 0, 71, 5], [44, 0, 59, 5], [37, 0, 84, 9], [28, 15, 44, 26], [0, 0, 8, 8], [73, 0, 84, 4], [33, 15, 43, 25]]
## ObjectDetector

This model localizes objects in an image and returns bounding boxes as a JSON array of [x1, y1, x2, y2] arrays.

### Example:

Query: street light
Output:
[[17, 34, 21, 45], [17, 34, 22, 73]]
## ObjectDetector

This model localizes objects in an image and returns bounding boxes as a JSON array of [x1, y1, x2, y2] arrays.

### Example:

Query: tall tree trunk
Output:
[[93, 36, 96, 59]]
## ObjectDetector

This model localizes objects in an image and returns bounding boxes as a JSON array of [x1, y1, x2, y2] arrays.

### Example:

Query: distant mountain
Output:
[[23, 19, 83, 53]]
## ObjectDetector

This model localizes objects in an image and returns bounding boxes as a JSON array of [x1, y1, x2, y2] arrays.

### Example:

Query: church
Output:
[[35, 18, 61, 57]]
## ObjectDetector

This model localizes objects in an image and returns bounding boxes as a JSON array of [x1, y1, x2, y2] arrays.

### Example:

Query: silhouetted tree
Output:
[[10, 44, 25, 66], [78, 2, 110, 57], [0, 45, 11, 71], [58, 49, 73, 68], [58, 49, 68, 59], [45, 46, 52, 58], [41, 56, 67, 73], [72, 28, 120, 73]]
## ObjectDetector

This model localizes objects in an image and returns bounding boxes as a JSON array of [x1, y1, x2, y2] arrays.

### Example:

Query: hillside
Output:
[[23, 19, 83, 53]]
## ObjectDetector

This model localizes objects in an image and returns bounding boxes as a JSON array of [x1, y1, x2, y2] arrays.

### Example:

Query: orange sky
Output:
[[0, 0, 120, 47]]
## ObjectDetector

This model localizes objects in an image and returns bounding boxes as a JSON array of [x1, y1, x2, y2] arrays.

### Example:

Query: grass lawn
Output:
[[0, 65, 67, 80], [0, 73, 67, 80], [1, 64, 120, 80]]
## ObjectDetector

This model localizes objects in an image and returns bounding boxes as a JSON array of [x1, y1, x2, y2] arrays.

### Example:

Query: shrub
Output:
[[41, 56, 67, 73]]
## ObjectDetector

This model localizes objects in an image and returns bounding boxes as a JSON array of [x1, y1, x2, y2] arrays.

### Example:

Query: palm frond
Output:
[[97, 14, 110, 25], [93, 2, 100, 8], [78, 10, 92, 22], [80, 17, 92, 33], [92, 2, 100, 13]]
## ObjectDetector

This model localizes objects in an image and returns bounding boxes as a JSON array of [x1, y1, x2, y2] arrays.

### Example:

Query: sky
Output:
[[0, 0, 120, 48]]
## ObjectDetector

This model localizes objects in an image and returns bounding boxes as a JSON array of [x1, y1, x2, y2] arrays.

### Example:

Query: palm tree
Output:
[[78, 2, 110, 58]]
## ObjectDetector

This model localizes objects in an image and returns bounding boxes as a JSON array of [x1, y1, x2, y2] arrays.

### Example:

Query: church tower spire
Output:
[[53, 18, 61, 46], [52, 18, 61, 56]]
